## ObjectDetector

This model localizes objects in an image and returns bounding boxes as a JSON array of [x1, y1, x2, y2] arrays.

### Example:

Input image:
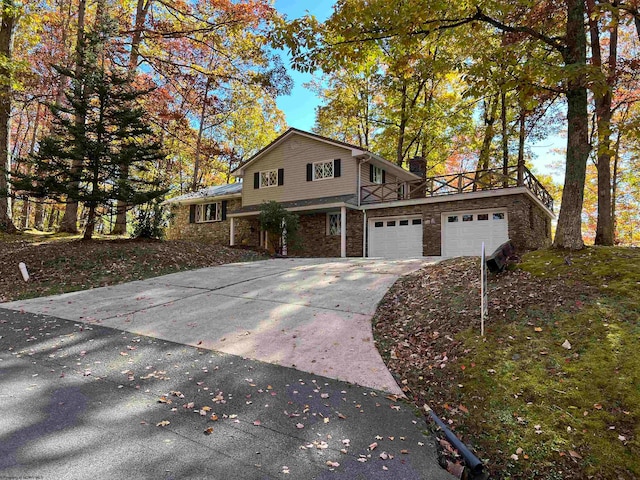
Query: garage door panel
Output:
[[443, 210, 508, 257], [369, 216, 422, 258]]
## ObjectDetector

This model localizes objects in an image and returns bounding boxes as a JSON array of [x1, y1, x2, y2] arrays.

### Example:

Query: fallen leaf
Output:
[[568, 450, 582, 459], [204, 427, 214, 435], [534, 327, 542, 332], [296, 423, 304, 429], [400, 449, 409, 454], [562, 339, 572, 350], [156, 420, 170, 427], [253, 420, 261, 426], [369, 442, 378, 451], [326, 461, 340, 468]]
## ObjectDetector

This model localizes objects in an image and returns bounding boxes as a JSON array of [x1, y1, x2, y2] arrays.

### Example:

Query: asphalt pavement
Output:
[[0, 308, 454, 480]]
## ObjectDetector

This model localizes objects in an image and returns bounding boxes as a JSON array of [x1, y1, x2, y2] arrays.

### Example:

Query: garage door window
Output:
[[412, 219, 422, 225], [387, 220, 396, 226], [463, 214, 473, 222], [447, 215, 458, 223], [493, 212, 505, 220], [399, 220, 409, 226], [478, 214, 489, 221], [374, 221, 383, 227]]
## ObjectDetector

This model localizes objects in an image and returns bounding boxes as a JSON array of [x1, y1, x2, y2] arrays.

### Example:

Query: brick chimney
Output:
[[409, 157, 426, 199], [409, 156, 426, 179]]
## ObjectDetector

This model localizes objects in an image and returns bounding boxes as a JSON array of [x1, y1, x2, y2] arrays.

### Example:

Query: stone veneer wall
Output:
[[292, 209, 364, 257], [365, 193, 551, 256], [166, 198, 261, 247]]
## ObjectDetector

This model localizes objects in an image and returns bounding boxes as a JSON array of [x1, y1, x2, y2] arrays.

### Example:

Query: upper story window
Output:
[[372, 165, 384, 184], [314, 160, 334, 180], [307, 159, 341, 182], [254, 168, 284, 189], [260, 169, 278, 188], [196, 202, 221, 223]]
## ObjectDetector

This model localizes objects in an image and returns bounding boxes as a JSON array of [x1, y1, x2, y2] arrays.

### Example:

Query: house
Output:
[[165, 128, 553, 258]]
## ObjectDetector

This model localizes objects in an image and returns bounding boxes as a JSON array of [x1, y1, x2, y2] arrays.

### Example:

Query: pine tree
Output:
[[13, 64, 167, 240]]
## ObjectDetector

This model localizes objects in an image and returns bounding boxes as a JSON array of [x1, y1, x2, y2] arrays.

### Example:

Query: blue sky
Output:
[[271, 1, 563, 180], [273, 0, 334, 131]]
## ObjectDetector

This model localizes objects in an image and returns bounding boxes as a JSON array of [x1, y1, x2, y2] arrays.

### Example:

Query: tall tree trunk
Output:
[[474, 95, 498, 190], [59, 0, 87, 233], [611, 123, 621, 244], [47, 204, 60, 231], [517, 105, 526, 186], [0, 0, 17, 233], [34, 201, 44, 230], [191, 76, 211, 191], [587, 0, 617, 246], [478, 95, 499, 170], [396, 80, 408, 166], [501, 88, 509, 187], [29, 103, 44, 230], [112, 0, 152, 235], [553, 0, 590, 249], [20, 198, 29, 229]]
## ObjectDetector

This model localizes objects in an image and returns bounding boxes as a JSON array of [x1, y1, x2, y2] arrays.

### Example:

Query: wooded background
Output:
[[0, 0, 638, 247]]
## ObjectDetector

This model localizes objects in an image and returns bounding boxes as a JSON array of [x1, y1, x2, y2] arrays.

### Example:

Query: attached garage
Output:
[[442, 209, 508, 257], [368, 216, 423, 258]]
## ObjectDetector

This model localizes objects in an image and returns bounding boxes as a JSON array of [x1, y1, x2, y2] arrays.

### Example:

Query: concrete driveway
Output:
[[2, 257, 438, 395]]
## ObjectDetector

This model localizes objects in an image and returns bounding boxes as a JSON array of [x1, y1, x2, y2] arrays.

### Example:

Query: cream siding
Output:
[[242, 135, 359, 206], [360, 164, 401, 203]]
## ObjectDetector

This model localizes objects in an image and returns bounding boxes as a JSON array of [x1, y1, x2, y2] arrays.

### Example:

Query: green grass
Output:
[[459, 247, 640, 478]]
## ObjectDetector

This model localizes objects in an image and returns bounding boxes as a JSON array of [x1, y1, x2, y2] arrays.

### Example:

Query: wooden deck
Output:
[[360, 165, 554, 211]]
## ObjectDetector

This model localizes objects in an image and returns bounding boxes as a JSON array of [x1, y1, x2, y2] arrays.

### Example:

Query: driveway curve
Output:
[[2, 257, 439, 394]]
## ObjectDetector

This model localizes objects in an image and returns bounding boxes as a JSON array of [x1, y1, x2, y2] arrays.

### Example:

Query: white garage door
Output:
[[369, 216, 423, 258], [442, 210, 508, 257]]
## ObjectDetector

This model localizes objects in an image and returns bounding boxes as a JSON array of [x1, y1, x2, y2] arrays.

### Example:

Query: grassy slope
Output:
[[373, 247, 639, 479]]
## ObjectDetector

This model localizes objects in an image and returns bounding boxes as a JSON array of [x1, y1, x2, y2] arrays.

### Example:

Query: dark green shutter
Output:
[[382, 170, 386, 183], [254, 172, 260, 189], [306, 163, 313, 181], [189, 205, 196, 223], [278, 168, 284, 186], [221, 200, 227, 221], [334, 159, 341, 177], [369, 164, 374, 182]]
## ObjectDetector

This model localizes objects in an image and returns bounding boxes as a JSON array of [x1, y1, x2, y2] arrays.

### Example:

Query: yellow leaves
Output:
[[156, 420, 170, 427]]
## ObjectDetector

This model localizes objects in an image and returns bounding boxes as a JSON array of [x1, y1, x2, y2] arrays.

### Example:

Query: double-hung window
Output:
[[372, 165, 384, 184], [196, 202, 221, 223]]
